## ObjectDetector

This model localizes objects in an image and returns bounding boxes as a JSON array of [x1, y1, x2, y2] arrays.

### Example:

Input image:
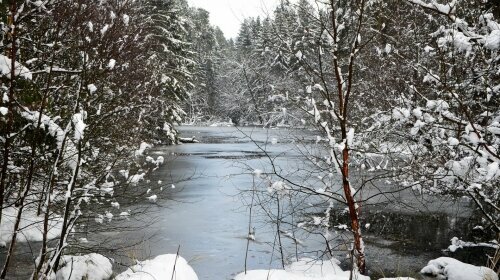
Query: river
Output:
[[1, 126, 491, 279], [110, 126, 491, 279]]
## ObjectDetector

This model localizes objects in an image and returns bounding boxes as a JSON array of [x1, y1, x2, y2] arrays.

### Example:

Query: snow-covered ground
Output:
[[45, 251, 498, 280], [420, 257, 498, 280], [110, 255, 496, 280], [234, 258, 369, 280], [0, 207, 63, 246], [115, 254, 199, 280], [51, 253, 113, 280]]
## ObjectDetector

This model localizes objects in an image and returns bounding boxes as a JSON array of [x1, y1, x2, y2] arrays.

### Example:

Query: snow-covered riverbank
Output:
[[52, 252, 498, 280]]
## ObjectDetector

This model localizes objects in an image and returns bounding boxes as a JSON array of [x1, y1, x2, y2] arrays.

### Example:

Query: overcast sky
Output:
[[187, 0, 281, 39]]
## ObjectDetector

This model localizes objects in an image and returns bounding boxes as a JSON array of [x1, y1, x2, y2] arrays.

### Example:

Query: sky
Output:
[[187, 0, 281, 39]]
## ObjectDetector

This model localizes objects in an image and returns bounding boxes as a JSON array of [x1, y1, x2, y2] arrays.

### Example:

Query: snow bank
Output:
[[0, 207, 63, 246], [115, 254, 198, 280], [53, 253, 112, 280], [236, 257, 496, 280], [448, 237, 499, 252], [420, 257, 498, 280], [234, 258, 369, 280], [209, 120, 234, 127]]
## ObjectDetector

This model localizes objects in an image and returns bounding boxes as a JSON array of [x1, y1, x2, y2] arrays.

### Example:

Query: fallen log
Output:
[[178, 137, 200, 143]]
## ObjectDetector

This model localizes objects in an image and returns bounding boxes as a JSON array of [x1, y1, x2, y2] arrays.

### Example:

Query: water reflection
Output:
[[328, 207, 496, 276]]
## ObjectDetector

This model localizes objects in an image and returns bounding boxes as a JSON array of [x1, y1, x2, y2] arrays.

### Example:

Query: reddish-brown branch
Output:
[[330, 0, 367, 274]]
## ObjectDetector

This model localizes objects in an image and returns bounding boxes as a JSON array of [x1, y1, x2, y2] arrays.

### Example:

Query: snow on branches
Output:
[[382, 1, 500, 231]]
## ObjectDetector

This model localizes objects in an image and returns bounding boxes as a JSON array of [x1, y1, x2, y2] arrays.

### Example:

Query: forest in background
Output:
[[0, 0, 499, 279]]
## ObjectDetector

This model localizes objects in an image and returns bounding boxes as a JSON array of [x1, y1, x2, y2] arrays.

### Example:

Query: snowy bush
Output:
[[420, 257, 498, 280], [51, 253, 112, 280], [115, 254, 198, 280]]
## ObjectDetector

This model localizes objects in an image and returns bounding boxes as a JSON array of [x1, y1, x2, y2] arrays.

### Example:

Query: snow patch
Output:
[[72, 112, 86, 141], [88, 84, 97, 94], [234, 258, 369, 280], [128, 173, 145, 185], [135, 142, 152, 156], [0, 54, 32, 80], [108, 59, 116, 69], [484, 30, 500, 50], [101, 24, 109, 35], [385, 43, 392, 54], [115, 254, 198, 280], [87, 21, 93, 32], [420, 257, 498, 280], [448, 237, 499, 252], [447, 137, 459, 146], [347, 128, 355, 146], [268, 181, 288, 195], [423, 73, 440, 84], [253, 169, 263, 178], [0, 207, 63, 246], [487, 122, 500, 135], [53, 253, 112, 280], [119, 169, 129, 179], [123, 14, 130, 26], [295, 50, 303, 60], [147, 194, 158, 203], [392, 108, 410, 120]]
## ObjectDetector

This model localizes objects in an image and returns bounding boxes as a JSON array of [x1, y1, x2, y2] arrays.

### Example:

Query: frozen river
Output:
[[2, 126, 490, 279], [116, 126, 321, 279], [112, 126, 489, 279]]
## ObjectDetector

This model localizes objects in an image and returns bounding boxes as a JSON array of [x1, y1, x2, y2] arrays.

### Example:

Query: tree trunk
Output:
[[341, 139, 365, 273]]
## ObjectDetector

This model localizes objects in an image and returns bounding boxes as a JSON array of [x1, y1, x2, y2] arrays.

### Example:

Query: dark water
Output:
[[332, 208, 495, 277]]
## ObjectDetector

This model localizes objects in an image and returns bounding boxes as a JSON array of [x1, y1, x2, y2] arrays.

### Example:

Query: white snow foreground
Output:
[[0, 207, 63, 246], [52, 254, 197, 280], [234, 258, 369, 280], [115, 254, 199, 280], [46, 255, 497, 280], [51, 253, 113, 280], [420, 257, 498, 280]]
